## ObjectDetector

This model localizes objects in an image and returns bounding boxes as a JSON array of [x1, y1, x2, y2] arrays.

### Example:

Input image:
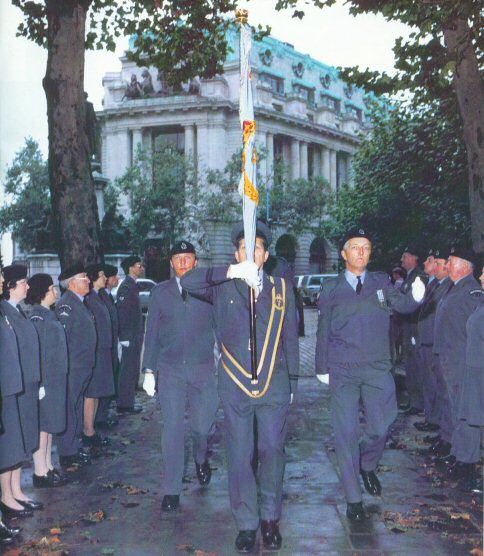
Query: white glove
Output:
[[411, 277, 425, 302], [143, 372, 156, 397], [227, 261, 261, 294], [39, 386, 46, 400], [316, 374, 329, 385], [119, 340, 130, 348], [290, 393, 294, 405]]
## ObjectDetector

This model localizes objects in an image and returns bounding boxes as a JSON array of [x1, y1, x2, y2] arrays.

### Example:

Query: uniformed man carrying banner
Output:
[[181, 221, 299, 553]]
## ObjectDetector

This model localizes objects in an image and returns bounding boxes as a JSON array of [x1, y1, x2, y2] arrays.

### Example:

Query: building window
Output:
[[345, 105, 362, 121], [273, 135, 285, 185], [320, 94, 340, 113], [152, 127, 185, 154], [307, 144, 314, 179], [260, 73, 285, 96], [294, 84, 314, 106]]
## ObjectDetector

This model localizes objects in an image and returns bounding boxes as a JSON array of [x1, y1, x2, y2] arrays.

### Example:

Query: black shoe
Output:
[[195, 460, 212, 486], [460, 466, 482, 493], [15, 499, 43, 511], [48, 468, 68, 486], [398, 401, 410, 411], [447, 460, 468, 480], [33, 473, 54, 488], [423, 434, 440, 445], [435, 453, 456, 466], [414, 422, 440, 432], [117, 405, 142, 415], [59, 454, 80, 470], [261, 520, 282, 550], [0, 520, 21, 537], [83, 433, 110, 447], [161, 495, 179, 512], [360, 469, 382, 496], [430, 440, 451, 457], [346, 502, 366, 521], [0, 501, 33, 518], [235, 530, 256, 553], [77, 448, 92, 465], [0, 524, 14, 544]]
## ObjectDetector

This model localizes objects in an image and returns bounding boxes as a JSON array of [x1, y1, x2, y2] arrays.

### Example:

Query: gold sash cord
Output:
[[221, 276, 286, 398], [241, 120, 259, 204]]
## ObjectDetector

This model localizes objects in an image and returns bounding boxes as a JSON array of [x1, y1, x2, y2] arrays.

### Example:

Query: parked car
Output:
[[111, 278, 157, 314], [300, 274, 338, 306]]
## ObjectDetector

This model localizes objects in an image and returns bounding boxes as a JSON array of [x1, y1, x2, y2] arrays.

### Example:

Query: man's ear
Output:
[[341, 249, 347, 262], [234, 250, 240, 263], [194, 259, 198, 268], [169, 260, 174, 270], [263, 250, 269, 263]]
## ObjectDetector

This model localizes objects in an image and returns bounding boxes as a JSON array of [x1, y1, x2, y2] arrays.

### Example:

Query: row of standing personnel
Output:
[[0, 256, 146, 545]]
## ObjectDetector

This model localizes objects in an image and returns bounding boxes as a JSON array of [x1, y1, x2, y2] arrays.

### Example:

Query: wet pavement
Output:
[[3, 309, 482, 555]]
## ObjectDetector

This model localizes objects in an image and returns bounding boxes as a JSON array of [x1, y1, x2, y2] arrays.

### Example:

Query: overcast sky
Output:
[[0, 0, 411, 173]]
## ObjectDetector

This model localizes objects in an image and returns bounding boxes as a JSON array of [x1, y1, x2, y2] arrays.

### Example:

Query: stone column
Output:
[[347, 154, 354, 186], [312, 146, 321, 178], [321, 146, 331, 184], [330, 149, 338, 191], [131, 128, 143, 164], [196, 124, 210, 175], [290, 138, 300, 181], [300, 141, 308, 180], [184, 124, 196, 159]]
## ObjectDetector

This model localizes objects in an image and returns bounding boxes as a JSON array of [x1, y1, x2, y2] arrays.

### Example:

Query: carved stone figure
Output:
[[141, 69, 155, 97], [123, 74, 142, 100], [157, 70, 170, 96]]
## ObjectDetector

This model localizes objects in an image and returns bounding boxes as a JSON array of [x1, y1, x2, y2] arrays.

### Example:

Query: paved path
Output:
[[5, 309, 482, 555]]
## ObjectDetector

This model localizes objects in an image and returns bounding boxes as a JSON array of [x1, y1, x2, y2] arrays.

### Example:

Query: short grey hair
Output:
[[59, 278, 71, 290]]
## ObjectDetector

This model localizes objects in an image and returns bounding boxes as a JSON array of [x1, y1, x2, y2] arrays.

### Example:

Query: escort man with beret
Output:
[[116, 256, 145, 415], [55, 263, 97, 469], [315, 228, 425, 521], [142, 241, 218, 512], [181, 221, 299, 553], [432, 246, 482, 485]]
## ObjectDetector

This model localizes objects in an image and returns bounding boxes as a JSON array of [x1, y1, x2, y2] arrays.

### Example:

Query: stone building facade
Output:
[[99, 29, 370, 275]]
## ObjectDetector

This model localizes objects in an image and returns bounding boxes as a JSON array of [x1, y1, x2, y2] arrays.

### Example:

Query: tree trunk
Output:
[[43, 0, 103, 269], [443, 14, 484, 254]]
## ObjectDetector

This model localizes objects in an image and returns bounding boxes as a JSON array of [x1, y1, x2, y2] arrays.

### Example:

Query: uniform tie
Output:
[[356, 276, 363, 295], [16, 304, 27, 318], [181, 288, 188, 302]]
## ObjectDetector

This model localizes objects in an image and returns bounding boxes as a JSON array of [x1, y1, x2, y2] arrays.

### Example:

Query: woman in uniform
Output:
[[0, 269, 23, 541], [83, 264, 114, 447], [26, 273, 68, 487], [0, 265, 43, 518]]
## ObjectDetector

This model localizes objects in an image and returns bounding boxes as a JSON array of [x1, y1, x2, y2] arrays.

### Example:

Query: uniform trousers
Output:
[[118, 342, 141, 408], [417, 345, 439, 424], [402, 326, 424, 410], [330, 361, 397, 504], [56, 367, 92, 456], [96, 354, 118, 424], [158, 368, 218, 495], [432, 355, 453, 442], [222, 397, 290, 530]]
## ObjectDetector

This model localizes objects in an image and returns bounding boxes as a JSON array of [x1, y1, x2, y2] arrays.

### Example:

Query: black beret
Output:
[[86, 263, 105, 282], [428, 247, 449, 260], [103, 264, 118, 278], [121, 255, 142, 274], [449, 245, 476, 265], [2, 265, 28, 289], [26, 273, 53, 304], [170, 241, 196, 258], [340, 227, 372, 250], [58, 262, 85, 282], [231, 220, 272, 247], [402, 244, 420, 257]]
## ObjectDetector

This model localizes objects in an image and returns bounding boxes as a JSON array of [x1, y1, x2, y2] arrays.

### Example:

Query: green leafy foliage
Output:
[[321, 100, 470, 270], [0, 138, 57, 252]]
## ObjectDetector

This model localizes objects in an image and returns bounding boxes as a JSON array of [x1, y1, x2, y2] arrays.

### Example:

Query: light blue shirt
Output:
[[344, 269, 367, 292]]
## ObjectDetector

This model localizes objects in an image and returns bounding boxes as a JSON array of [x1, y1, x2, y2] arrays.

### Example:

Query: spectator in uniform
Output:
[[0, 265, 43, 518], [142, 241, 218, 512], [96, 264, 120, 430], [117, 256, 144, 415], [56, 264, 97, 470], [414, 249, 450, 433], [390, 266, 406, 366], [0, 269, 24, 542], [455, 263, 483, 492], [83, 265, 115, 448], [433, 247, 482, 482], [26, 273, 68, 487], [315, 229, 425, 521], [181, 221, 299, 553]]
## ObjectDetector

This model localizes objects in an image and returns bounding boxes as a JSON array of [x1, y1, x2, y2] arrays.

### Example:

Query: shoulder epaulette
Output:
[[30, 315, 44, 321], [470, 289, 483, 298], [57, 304, 72, 317]]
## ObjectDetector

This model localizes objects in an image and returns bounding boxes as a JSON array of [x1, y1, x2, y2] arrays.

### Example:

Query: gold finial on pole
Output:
[[235, 8, 248, 24]]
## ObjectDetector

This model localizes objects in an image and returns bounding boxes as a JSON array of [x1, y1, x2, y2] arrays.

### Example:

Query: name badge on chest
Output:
[[376, 289, 386, 308]]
